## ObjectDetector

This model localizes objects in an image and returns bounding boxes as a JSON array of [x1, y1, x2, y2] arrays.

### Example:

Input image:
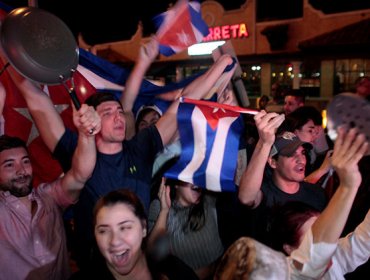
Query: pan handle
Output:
[[63, 83, 96, 134], [68, 89, 81, 110], [62, 82, 81, 110], [61, 74, 81, 110]]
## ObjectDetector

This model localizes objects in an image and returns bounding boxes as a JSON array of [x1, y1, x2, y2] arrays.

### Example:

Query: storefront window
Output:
[[299, 60, 321, 97], [335, 59, 370, 94], [240, 63, 261, 97], [271, 63, 294, 90]]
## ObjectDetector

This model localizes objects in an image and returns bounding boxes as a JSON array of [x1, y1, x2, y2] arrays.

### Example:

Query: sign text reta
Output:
[[203, 23, 249, 42]]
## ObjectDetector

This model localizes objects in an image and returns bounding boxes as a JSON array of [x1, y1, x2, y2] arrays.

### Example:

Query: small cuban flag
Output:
[[154, 0, 210, 56], [165, 98, 258, 192]]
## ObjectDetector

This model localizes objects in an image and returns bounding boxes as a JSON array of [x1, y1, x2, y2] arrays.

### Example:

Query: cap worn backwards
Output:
[[135, 105, 163, 120], [270, 131, 312, 157]]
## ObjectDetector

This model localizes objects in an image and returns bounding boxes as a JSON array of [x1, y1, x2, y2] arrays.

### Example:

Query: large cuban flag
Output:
[[165, 98, 257, 192], [154, 0, 209, 56], [77, 48, 205, 115]]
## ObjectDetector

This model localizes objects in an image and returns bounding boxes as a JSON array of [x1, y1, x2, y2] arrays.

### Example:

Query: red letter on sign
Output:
[[229, 24, 239, 38], [221, 25, 230, 39], [213, 26, 221, 40]]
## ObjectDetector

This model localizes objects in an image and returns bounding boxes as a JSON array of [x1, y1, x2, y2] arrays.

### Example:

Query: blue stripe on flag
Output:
[[166, 103, 196, 179], [159, 45, 176, 57], [165, 101, 243, 192], [219, 116, 244, 190], [188, 1, 209, 37], [78, 47, 203, 114]]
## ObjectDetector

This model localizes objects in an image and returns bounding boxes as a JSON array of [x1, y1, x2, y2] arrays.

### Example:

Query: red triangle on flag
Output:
[[198, 104, 240, 131]]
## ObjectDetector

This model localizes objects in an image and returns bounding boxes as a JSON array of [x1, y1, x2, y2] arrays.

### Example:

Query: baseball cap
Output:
[[135, 105, 163, 121], [270, 131, 312, 157]]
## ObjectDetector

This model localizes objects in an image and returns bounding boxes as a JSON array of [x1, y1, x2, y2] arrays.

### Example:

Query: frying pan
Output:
[[0, 6, 81, 109], [327, 92, 370, 155]]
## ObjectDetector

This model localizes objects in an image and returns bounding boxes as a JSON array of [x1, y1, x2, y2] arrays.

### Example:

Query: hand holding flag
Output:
[[165, 98, 257, 192]]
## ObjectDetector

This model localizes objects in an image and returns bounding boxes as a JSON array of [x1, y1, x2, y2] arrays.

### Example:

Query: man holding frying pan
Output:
[[5, 37, 236, 269]]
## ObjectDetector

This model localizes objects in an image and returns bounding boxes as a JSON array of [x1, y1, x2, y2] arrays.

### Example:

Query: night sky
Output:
[[1, 0, 369, 45]]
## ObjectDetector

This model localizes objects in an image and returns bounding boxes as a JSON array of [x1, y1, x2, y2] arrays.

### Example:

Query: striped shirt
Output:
[[0, 179, 73, 280]]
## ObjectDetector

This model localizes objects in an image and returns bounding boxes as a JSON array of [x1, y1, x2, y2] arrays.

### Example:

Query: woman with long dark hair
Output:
[[70, 189, 198, 280]]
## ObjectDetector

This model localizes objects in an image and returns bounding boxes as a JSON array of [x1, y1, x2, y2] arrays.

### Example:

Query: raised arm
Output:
[[155, 54, 235, 146], [180, 54, 234, 100], [120, 37, 159, 139], [334, 208, 370, 274], [238, 111, 285, 207], [60, 103, 100, 202], [310, 127, 368, 244], [290, 127, 368, 277], [4, 63, 65, 152], [304, 150, 333, 184], [147, 178, 171, 250]]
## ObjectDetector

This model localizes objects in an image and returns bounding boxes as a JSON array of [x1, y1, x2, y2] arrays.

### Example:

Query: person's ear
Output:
[[268, 157, 277, 169], [143, 228, 147, 237]]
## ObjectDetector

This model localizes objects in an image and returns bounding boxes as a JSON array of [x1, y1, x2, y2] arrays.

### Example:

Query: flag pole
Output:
[[181, 97, 259, 115]]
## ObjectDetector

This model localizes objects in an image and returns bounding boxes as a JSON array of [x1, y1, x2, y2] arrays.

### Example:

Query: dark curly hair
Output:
[[0, 135, 28, 153]]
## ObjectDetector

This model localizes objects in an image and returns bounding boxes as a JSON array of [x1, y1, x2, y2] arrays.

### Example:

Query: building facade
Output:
[[81, 0, 370, 110]]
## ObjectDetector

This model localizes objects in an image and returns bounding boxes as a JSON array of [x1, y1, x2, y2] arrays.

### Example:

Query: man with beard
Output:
[[0, 103, 100, 280], [237, 110, 327, 246]]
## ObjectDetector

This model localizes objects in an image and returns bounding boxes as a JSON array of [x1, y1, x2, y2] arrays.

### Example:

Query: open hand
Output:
[[158, 177, 171, 212], [331, 126, 368, 189]]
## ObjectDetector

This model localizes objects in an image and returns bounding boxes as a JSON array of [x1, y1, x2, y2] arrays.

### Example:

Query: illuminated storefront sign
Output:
[[203, 23, 249, 42], [188, 41, 226, 55]]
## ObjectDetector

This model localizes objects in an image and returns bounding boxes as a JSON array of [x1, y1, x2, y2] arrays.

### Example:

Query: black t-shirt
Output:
[[261, 178, 327, 211], [249, 178, 327, 246]]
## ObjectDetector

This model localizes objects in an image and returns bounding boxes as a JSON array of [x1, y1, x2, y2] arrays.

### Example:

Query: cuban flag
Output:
[[77, 47, 205, 114], [77, 49, 237, 115], [165, 98, 257, 192], [154, 0, 209, 56]]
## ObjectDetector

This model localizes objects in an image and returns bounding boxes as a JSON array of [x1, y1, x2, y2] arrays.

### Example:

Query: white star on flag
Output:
[[177, 30, 192, 46], [212, 107, 226, 114], [13, 104, 69, 145]]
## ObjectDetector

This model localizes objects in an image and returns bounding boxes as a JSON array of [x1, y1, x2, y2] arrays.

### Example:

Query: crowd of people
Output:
[[0, 36, 369, 280]]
